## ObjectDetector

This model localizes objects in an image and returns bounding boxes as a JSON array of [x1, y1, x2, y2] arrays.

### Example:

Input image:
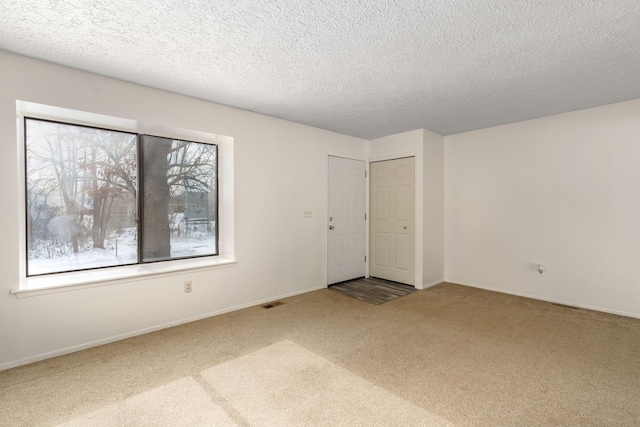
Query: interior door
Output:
[[370, 157, 415, 285], [327, 156, 366, 285]]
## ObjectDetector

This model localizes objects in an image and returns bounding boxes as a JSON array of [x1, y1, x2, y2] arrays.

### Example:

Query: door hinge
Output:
[[365, 171, 367, 178], [364, 213, 367, 220], [365, 256, 367, 262]]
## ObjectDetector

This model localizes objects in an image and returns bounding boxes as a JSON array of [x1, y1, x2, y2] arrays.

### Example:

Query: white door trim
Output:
[[327, 156, 366, 284], [324, 152, 369, 287], [369, 152, 424, 289], [370, 157, 416, 285]]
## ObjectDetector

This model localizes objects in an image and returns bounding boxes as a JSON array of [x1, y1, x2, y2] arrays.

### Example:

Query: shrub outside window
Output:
[[25, 118, 218, 276]]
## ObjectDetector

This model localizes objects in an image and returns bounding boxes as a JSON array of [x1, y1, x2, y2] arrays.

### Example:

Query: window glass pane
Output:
[[141, 136, 217, 262], [25, 119, 138, 275]]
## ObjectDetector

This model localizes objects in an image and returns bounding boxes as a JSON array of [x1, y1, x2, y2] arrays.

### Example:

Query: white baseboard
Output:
[[0, 285, 324, 372], [445, 278, 640, 320], [421, 279, 444, 289]]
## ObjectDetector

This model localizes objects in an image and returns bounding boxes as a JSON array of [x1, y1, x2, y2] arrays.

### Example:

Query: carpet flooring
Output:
[[329, 276, 416, 304], [1, 282, 639, 426]]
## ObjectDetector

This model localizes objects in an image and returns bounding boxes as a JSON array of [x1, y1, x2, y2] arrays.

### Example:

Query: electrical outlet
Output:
[[537, 264, 545, 276], [303, 209, 312, 218], [184, 280, 192, 293]]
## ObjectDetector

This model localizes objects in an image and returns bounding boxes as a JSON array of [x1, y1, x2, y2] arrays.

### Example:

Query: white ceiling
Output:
[[1, 0, 639, 139]]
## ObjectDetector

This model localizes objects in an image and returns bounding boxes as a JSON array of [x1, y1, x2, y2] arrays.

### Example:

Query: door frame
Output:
[[324, 152, 369, 287], [325, 150, 424, 290], [369, 156, 416, 286], [370, 152, 424, 289]]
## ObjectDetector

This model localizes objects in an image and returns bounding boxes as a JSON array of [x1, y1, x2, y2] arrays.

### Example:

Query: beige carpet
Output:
[[1, 283, 639, 426]]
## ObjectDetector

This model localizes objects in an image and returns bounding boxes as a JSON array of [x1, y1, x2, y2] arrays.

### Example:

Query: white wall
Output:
[[445, 100, 640, 318], [0, 51, 368, 369], [423, 130, 445, 287]]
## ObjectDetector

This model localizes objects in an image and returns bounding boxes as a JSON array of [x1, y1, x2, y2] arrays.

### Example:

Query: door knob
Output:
[[403, 226, 407, 229], [329, 225, 334, 230]]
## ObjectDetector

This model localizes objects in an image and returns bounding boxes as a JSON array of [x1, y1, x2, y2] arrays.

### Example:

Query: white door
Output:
[[327, 156, 366, 285], [370, 157, 415, 285]]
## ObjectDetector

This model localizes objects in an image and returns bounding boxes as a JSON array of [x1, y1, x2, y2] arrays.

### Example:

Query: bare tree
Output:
[[83, 129, 136, 249], [141, 136, 172, 260], [27, 120, 137, 257], [27, 121, 83, 253], [142, 136, 217, 260], [27, 119, 216, 270]]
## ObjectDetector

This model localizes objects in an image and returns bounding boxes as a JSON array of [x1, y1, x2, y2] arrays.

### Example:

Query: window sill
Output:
[[11, 257, 237, 298]]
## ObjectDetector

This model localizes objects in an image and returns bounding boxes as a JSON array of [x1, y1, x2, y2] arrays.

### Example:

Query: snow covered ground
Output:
[[28, 224, 216, 276]]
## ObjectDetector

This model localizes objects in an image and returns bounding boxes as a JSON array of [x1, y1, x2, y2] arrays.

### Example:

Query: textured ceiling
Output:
[[1, 0, 639, 139]]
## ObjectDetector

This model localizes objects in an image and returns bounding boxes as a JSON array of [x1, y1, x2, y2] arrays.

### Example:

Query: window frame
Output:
[[137, 132, 220, 265], [15, 101, 235, 295], [24, 117, 141, 276]]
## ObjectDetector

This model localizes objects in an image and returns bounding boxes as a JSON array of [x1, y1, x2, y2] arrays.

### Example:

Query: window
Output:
[[25, 118, 218, 276]]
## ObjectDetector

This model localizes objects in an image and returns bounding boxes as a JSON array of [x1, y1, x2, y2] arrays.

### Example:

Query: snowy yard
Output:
[[28, 219, 216, 276]]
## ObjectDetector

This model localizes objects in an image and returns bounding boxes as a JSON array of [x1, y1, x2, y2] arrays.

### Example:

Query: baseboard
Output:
[[420, 279, 444, 290], [445, 278, 640, 320], [0, 285, 325, 372]]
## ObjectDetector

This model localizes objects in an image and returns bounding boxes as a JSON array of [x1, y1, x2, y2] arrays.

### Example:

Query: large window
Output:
[[25, 118, 218, 276]]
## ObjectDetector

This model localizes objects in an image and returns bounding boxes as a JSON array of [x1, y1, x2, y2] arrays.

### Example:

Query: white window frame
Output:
[[13, 101, 236, 298]]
